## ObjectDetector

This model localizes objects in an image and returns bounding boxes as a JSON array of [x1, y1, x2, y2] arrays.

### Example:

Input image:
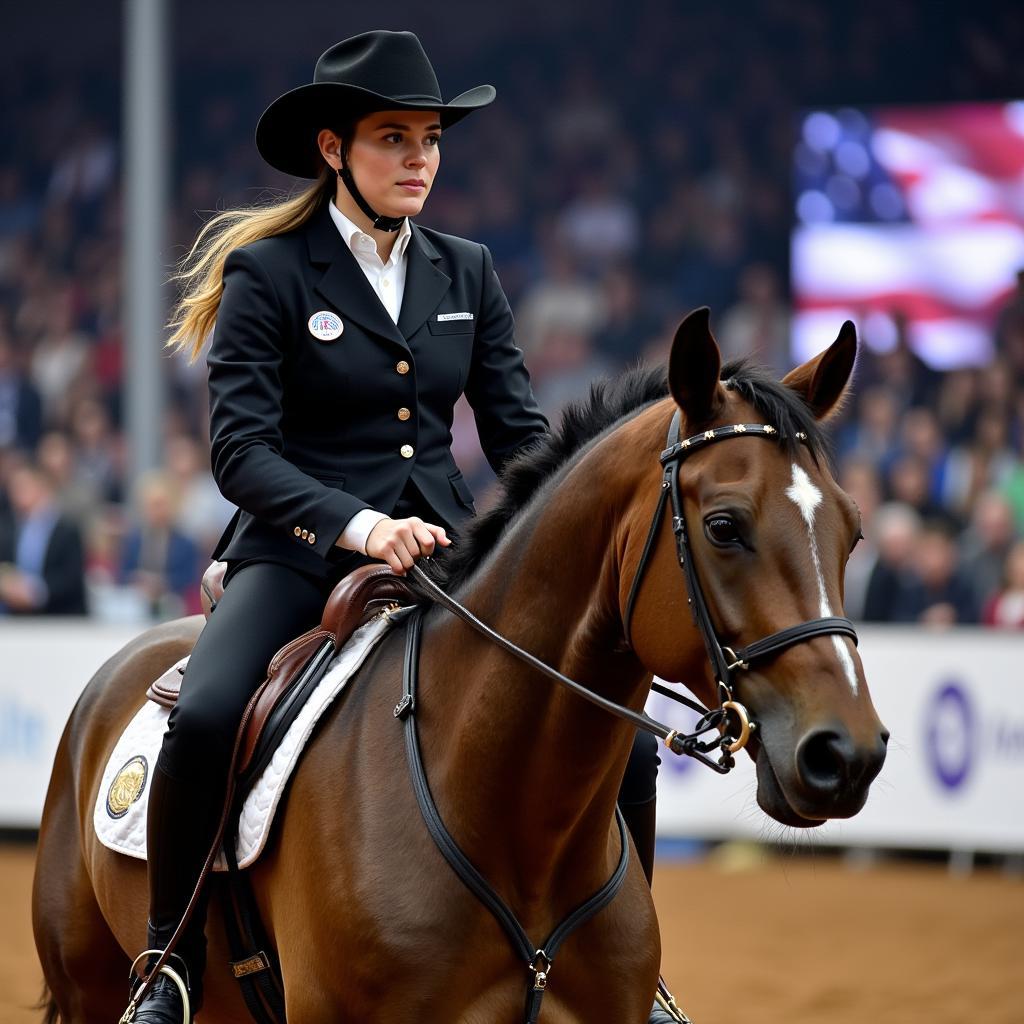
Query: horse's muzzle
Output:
[[791, 724, 889, 819]]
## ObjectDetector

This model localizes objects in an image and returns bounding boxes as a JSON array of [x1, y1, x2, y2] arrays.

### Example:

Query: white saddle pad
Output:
[[93, 606, 412, 870]]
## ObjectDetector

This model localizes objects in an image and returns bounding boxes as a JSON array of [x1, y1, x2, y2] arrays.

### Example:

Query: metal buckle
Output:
[[530, 950, 551, 990], [722, 646, 749, 672], [231, 951, 271, 978]]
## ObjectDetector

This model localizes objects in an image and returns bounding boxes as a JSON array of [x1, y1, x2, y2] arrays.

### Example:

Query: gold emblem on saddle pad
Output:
[[106, 755, 149, 819]]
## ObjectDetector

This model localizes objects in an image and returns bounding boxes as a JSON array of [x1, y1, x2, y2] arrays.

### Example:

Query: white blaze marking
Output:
[[785, 464, 859, 695]]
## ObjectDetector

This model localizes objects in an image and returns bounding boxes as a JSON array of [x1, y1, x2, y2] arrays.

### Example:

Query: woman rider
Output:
[[129, 29, 667, 1023]]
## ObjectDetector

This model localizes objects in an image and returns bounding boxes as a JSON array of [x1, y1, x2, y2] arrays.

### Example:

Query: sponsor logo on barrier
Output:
[[925, 682, 973, 791], [0, 697, 44, 760]]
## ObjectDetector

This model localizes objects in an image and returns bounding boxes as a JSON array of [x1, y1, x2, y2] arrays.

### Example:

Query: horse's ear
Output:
[[782, 320, 857, 421], [668, 307, 723, 427]]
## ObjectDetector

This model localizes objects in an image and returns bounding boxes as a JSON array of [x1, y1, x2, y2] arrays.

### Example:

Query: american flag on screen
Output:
[[791, 102, 1024, 369]]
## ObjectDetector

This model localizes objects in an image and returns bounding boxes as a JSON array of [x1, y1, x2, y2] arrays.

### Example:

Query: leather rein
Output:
[[409, 408, 858, 775]]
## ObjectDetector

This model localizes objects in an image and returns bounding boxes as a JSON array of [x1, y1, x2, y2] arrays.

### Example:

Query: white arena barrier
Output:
[[1, 622, 1021, 852], [649, 626, 1024, 853]]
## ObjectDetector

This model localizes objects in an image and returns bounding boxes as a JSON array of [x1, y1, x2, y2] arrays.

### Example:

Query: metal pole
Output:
[[123, 0, 169, 486]]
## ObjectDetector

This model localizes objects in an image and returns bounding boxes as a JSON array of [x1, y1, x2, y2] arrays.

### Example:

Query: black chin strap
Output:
[[336, 165, 405, 232]]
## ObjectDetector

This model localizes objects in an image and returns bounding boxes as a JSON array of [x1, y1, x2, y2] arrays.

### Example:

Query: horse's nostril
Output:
[[796, 729, 848, 795]]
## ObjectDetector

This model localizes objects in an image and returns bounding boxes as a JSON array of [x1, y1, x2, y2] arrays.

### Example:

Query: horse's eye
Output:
[[705, 515, 741, 546]]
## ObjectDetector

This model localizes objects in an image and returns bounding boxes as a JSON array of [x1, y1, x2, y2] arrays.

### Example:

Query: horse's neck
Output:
[[417, 433, 652, 910]]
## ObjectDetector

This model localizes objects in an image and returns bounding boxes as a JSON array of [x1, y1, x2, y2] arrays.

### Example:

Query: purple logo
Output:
[[925, 683, 973, 791]]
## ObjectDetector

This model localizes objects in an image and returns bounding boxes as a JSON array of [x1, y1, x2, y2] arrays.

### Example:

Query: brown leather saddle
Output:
[[146, 562, 416, 779]]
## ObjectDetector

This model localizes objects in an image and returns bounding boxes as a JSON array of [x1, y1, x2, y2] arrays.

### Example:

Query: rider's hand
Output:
[[365, 516, 451, 575]]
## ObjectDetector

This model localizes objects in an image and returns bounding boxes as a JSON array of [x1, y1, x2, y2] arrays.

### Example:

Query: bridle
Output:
[[621, 407, 859, 767], [410, 406, 859, 775], [398, 405, 860, 1022]]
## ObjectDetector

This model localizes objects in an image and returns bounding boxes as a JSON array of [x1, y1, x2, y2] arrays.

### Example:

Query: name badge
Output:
[[436, 312, 474, 322]]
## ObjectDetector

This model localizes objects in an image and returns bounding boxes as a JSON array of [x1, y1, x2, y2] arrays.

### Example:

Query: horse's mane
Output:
[[415, 356, 828, 597]]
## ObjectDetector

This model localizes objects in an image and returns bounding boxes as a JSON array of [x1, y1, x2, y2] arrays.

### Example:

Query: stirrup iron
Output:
[[120, 949, 192, 1024]]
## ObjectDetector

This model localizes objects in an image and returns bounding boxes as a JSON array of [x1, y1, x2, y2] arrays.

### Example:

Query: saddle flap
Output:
[[201, 561, 227, 619]]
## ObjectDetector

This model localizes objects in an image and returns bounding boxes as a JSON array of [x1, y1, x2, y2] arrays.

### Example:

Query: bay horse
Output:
[[33, 308, 887, 1023]]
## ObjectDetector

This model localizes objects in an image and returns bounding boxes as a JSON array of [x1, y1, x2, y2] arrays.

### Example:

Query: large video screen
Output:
[[792, 102, 1024, 368]]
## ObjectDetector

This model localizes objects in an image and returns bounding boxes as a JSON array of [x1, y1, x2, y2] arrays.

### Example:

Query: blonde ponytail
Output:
[[165, 165, 334, 363]]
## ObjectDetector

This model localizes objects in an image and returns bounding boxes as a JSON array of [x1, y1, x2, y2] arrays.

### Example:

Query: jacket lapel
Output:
[[306, 201, 409, 353], [398, 224, 451, 338]]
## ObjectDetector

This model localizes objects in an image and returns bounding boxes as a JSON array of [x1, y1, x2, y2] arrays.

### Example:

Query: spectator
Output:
[[593, 265, 663, 368], [887, 453, 951, 528], [514, 243, 606, 359], [862, 502, 920, 623], [118, 469, 202, 619], [981, 539, 1024, 628], [942, 409, 1018, 522], [718, 263, 791, 374], [897, 521, 978, 626], [35, 429, 99, 530], [838, 385, 900, 465], [28, 285, 91, 425], [557, 172, 640, 273], [0, 460, 87, 615], [0, 328, 43, 452], [68, 396, 122, 504], [163, 433, 234, 555], [533, 326, 615, 420], [959, 490, 1019, 614]]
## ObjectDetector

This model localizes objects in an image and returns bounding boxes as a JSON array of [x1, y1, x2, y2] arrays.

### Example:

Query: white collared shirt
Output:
[[327, 198, 412, 323], [327, 199, 411, 555]]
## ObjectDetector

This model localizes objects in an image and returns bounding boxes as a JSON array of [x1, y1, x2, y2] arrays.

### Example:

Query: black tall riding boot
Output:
[[620, 795, 657, 886], [131, 758, 221, 1023], [620, 796, 692, 1024]]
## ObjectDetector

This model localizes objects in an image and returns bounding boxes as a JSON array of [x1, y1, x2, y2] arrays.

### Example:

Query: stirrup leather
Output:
[[120, 949, 192, 1024], [656, 976, 693, 1024]]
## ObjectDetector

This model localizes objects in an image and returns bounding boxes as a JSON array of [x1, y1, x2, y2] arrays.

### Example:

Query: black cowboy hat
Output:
[[256, 30, 495, 179]]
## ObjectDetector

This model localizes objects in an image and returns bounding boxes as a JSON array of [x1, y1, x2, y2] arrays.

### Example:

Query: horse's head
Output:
[[625, 308, 887, 827]]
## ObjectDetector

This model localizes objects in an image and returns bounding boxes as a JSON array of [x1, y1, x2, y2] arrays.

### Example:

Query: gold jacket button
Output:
[[308, 532, 316, 544], [397, 407, 411, 421], [293, 526, 302, 537], [396, 360, 410, 375], [400, 444, 414, 458], [301, 529, 308, 539]]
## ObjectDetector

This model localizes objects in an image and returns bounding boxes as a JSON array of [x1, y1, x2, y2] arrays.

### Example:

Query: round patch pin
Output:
[[106, 755, 149, 819], [307, 310, 343, 342]]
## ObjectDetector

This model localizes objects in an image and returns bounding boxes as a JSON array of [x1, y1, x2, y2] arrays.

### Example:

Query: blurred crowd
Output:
[[1, 1, 1022, 625]]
